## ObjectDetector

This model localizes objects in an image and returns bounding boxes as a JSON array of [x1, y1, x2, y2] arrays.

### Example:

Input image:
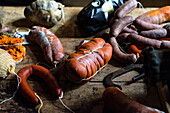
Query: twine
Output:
[[137, 1, 145, 14], [58, 92, 75, 113], [76, 45, 104, 60], [0, 72, 21, 104], [81, 64, 107, 81], [35, 93, 43, 113]]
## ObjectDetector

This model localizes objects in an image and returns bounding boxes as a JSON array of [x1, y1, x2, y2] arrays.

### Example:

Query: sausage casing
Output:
[[61, 38, 112, 84]]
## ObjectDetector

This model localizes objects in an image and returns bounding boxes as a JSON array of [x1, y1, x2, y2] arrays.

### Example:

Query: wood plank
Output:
[[0, 6, 165, 113], [0, 6, 166, 38], [0, 80, 162, 113]]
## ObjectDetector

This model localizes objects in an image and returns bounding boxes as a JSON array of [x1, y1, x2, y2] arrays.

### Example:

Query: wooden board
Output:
[[0, 6, 164, 113]]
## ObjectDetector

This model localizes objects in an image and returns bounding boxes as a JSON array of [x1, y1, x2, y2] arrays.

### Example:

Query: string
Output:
[[0, 72, 21, 104], [58, 92, 75, 113], [60, 4, 65, 25], [35, 93, 43, 113], [81, 64, 107, 81], [36, 62, 55, 69], [117, 41, 128, 54], [137, 1, 145, 14]]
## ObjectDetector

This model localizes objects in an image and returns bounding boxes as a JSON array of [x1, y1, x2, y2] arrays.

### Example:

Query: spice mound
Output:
[[6, 46, 26, 64], [0, 35, 26, 64], [0, 35, 25, 45]]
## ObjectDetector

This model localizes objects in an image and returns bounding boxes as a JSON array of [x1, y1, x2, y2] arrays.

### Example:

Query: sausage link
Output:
[[110, 16, 134, 37], [128, 44, 143, 61], [17, 65, 62, 106], [114, 0, 138, 19], [116, 33, 130, 43], [163, 24, 170, 37], [122, 26, 138, 34], [128, 33, 162, 48], [103, 87, 165, 113], [109, 37, 137, 64], [139, 28, 167, 39], [63, 38, 112, 84], [133, 19, 162, 30], [28, 26, 64, 64], [136, 6, 170, 24]]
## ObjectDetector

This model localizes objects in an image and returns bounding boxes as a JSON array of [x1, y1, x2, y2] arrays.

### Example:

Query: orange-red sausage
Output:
[[136, 6, 170, 24], [17, 65, 62, 106], [62, 38, 112, 84], [103, 87, 164, 113], [134, 6, 170, 30], [128, 44, 143, 61]]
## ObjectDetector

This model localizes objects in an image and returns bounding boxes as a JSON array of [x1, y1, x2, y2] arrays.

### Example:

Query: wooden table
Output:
[[0, 6, 163, 113]]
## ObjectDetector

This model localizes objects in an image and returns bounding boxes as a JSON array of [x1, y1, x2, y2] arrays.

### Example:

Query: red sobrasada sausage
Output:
[[17, 65, 62, 106], [134, 6, 170, 30], [128, 44, 143, 61], [62, 38, 112, 84], [136, 6, 170, 25], [103, 87, 164, 113], [28, 26, 64, 64]]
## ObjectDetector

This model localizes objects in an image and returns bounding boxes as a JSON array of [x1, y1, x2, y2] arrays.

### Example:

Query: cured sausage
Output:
[[139, 28, 167, 39], [110, 16, 134, 37], [28, 26, 64, 65], [62, 38, 112, 84], [128, 33, 162, 49], [103, 87, 165, 113], [136, 6, 170, 24], [114, 0, 138, 19], [17, 65, 62, 106], [109, 37, 137, 64], [134, 6, 170, 30]]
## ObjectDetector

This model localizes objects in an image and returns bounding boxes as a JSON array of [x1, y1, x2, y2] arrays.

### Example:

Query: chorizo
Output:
[[163, 24, 170, 37], [134, 6, 170, 30], [109, 37, 137, 64], [127, 44, 143, 61], [158, 38, 170, 48], [116, 33, 130, 43], [139, 28, 167, 39], [17, 65, 62, 106], [161, 40, 170, 48], [133, 19, 162, 30], [122, 26, 138, 34], [102, 87, 165, 113], [110, 16, 134, 37], [114, 0, 138, 19], [62, 38, 112, 84], [28, 26, 64, 65], [128, 33, 162, 48], [136, 6, 170, 24]]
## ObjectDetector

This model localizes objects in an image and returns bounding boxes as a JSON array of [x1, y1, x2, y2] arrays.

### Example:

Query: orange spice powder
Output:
[[0, 35, 25, 45], [6, 46, 26, 62]]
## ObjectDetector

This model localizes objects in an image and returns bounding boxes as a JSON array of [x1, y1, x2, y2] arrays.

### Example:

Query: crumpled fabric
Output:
[[77, 0, 126, 33]]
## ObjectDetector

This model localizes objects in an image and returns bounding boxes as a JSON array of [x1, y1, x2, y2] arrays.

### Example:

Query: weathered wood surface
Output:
[[0, 6, 164, 113]]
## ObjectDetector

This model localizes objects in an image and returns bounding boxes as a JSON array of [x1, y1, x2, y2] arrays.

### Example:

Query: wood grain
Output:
[[0, 6, 163, 113]]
